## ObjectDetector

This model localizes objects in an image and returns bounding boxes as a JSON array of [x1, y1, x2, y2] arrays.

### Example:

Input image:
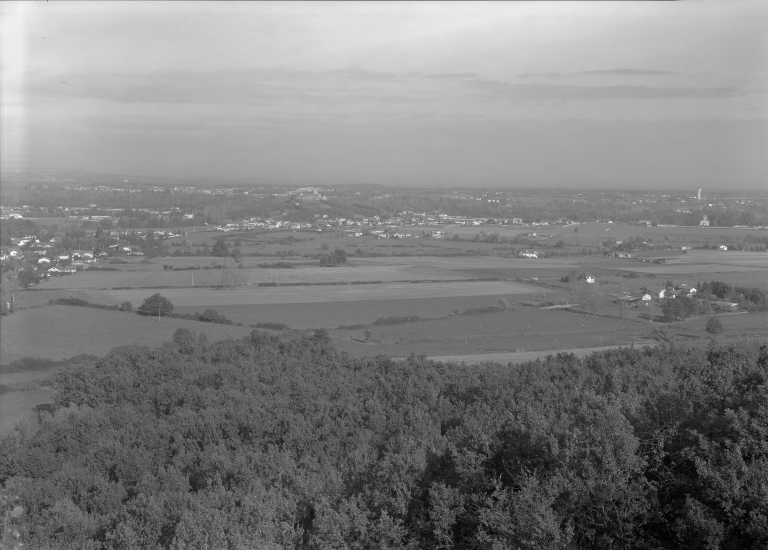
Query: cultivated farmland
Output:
[[332, 307, 646, 358], [174, 294, 536, 330], [0, 306, 252, 365], [37, 263, 474, 290], [79, 280, 536, 308]]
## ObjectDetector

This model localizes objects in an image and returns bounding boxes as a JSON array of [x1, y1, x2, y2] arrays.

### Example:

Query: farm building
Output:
[[518, 250, 538, 259], [699, 215, 710, 227]]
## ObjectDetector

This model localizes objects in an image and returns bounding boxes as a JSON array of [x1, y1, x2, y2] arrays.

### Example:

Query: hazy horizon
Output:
[[2, 2, 766, 189]]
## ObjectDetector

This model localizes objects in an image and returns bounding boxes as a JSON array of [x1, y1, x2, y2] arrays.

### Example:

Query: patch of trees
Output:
[[698, 280, 768, 311], [48, 298, 122, 311], [137, 293, 174, 317], [253, 321, 290, 331], [319, 247, 347, 267], [0, 218, 41, 245], [211, 239, 229, 257], [1, 336, 766, 549], [372, 315, 422, 326], [257, 262, 295, 269], [661, 294, 711, 322], [139, 230, 168, 258]]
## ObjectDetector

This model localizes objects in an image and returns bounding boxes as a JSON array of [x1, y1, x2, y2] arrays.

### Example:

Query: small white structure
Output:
[[518, 250, 538, 259], [699, 215, 710, 227], [718, 245, 728, 251], [585, 275, 595, 284]]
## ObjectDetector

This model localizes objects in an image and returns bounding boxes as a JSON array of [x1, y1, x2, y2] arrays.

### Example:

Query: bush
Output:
[[119, 301, 132, 311], [705, 316, 724, 337], [257, 262, 295, 269], [254, 322, 289, 331], [372, 315, 421, 326], [137, 293, 174, 317], [48, 298, 119, 311]]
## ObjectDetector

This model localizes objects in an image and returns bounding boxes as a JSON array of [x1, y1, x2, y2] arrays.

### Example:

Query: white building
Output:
[[699, 215, 710, 227]]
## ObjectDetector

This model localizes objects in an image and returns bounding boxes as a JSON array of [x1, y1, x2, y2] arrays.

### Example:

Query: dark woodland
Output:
[[1, 332, 766, 549]]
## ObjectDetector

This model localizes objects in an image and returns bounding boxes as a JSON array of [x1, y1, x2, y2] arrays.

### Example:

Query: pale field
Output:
[[174, 293, 542, 330], [681, 250, 768, 267], [613, 264, 767, 276], [333, 307, 646, 358], [349, 256, 585, 270], [0, 306, 252, 364], [427, 343, 654, 365], [84, 280, 537, 308], [37, 263, 475, 290]]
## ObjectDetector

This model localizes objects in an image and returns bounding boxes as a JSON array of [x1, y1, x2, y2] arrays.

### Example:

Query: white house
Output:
[[58, 254, 69, 261], [585, 275, 595, 284], [658, 289, 667, 299], [699, 216, 710, 227], [518, 250, 538, 259], [718, 245, 728, 251], [641, 294, 653, 306], [38, 257, 51, 264]]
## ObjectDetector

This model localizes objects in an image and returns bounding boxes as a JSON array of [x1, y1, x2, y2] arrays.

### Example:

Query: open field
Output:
[[62, 280, 535, 308], [611, 264, 767, 276], [428, 343, 654, 365], [679, 250, 768, 267], [332, 307, 647, 358], [38, 263, 475, 290], [0, 306, 252, 365], [174, 293, 548, 329]]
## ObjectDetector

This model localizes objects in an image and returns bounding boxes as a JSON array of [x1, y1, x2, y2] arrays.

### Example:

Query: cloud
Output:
[[578, 69, 679, 76], [469, 79, 742, 101], [421, 72, 479, 80], [519, 69, 679, 79], [518, 72, 562, 79]]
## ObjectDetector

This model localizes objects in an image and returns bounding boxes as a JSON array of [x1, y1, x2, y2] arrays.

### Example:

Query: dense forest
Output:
[[1, 332, 766, 549]]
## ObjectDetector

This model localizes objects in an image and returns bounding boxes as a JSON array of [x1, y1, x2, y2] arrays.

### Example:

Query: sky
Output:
[[1, 1, 766, 188]]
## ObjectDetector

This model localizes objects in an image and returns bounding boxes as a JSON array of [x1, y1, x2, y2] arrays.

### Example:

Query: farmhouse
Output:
[[718, 245, 728, 251], [517, 250, 538, 259], [641, 294, 653, 306]]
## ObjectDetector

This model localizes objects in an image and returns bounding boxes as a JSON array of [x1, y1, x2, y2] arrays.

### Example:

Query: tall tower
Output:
[[698, 188, 702, 201]]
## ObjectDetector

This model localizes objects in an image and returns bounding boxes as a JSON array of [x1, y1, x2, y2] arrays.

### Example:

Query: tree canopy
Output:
[[137, 293, 174, 317], [1, 334, 766, 549]]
